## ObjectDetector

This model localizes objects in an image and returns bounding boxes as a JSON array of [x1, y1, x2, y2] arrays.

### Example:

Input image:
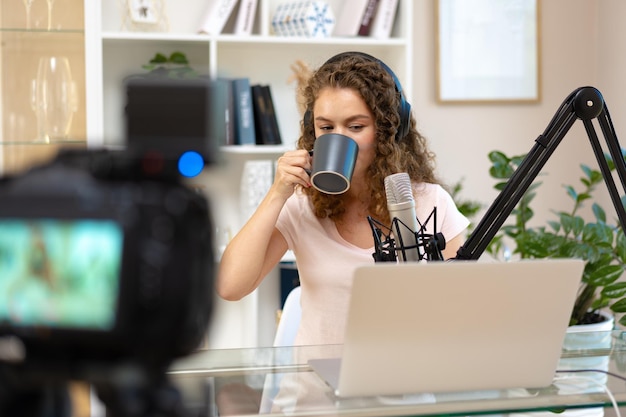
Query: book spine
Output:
[[261, 85, 282, 145], [369, 0, 399, 39], [332, 0, 370, 37], [234, 0, 258, 35], [198, 0, 240, 35], [251, 84, 281, 145], [251, 84, 271, 145], [214, 78, 236, 146], [358, 0, 380, 36], [232, 78, 256, 145], [224, 79, 236, 146]]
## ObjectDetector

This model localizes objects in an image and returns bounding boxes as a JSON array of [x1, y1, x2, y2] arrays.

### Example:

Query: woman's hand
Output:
[[272, 149, 312, 199]]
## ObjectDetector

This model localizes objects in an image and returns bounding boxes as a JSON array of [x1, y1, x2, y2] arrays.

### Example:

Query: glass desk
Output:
[[168, 330, 626, 416]]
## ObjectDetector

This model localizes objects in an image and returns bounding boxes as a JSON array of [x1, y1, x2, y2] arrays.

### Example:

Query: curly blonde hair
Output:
[[296, 52, 439, 225]]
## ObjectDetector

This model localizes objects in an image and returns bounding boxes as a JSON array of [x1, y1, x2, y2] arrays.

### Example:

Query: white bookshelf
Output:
[[87, 0, 414, 348]]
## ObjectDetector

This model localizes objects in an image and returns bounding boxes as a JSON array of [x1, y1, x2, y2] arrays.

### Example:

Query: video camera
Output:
[[0, 77, 218, 416]]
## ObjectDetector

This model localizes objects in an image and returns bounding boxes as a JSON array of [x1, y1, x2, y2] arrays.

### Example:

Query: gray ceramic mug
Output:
[[310, 133, 359, 194]]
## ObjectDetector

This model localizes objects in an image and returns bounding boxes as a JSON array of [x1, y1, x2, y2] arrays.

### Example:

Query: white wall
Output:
[[597, 0, 626, 116], [410, 1, 619, 238]]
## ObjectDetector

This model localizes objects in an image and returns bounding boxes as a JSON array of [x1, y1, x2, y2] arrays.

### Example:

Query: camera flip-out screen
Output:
[[0, 219, 123, 331]]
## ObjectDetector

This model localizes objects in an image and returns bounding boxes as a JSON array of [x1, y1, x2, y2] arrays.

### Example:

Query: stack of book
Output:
[[213, 77, 282, 147], [333, 0, 399, 39]]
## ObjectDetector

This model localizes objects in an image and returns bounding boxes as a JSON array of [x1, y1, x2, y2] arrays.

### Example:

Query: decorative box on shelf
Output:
[[271, 1, 335, 38]]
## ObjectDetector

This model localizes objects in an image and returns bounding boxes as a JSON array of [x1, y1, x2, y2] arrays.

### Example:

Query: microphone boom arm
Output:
[[455, 86, 626, 260]]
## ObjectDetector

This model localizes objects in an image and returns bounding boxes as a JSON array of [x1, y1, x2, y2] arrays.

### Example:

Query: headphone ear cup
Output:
[[397, 98, 411, 141]]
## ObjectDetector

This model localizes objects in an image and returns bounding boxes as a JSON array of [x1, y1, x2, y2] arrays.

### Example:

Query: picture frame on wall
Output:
[[435, 0, 540, 104]]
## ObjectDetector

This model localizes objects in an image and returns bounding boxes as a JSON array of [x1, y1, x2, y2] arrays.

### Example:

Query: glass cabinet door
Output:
[[0, 0, 86, 175]]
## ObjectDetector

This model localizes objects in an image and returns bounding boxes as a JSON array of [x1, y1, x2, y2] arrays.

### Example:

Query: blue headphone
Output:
[[304, 51, 412, 142]]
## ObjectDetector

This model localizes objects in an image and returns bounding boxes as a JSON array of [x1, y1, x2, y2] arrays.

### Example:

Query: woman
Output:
[[218, 52, 469, 346]]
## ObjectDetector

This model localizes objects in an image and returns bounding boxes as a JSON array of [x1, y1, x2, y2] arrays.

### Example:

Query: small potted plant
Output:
[[139, 51, 199, 79], [485, 149, 626, 328]]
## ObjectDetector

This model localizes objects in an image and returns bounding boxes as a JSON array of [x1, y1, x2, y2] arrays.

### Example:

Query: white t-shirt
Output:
[[275, 182, 470, 346]]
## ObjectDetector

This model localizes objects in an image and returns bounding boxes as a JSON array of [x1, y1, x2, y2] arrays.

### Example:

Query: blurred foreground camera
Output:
[[0, 77, 218, 416]]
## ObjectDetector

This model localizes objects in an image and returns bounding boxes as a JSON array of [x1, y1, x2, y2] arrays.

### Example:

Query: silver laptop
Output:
[[309, 259, 584, 397]]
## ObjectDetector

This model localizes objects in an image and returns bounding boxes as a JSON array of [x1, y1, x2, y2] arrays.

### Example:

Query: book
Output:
[[215, 78, 236, 146], [234, 0, 258, 35], [261, 85, 282, 145], [213, 78, 236, 146], [198, 0, 240, 35], [251, 84, 274, 145], [358, 0, 379, 36], [251, 84, 282, 145], [369, 0, 399, 39], [332, 0, 370, 37], [231, 78, 256, 145]]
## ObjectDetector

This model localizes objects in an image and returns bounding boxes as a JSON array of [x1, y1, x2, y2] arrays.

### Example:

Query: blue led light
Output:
[[178, 151, 205, 178]]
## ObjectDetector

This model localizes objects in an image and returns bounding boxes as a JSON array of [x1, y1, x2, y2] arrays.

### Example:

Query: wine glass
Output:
[[31, 56, 78, 143], [22, 0, 36, 29], [46, 0, 55, 30]]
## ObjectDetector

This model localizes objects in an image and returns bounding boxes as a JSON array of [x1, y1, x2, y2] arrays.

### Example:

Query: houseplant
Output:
[[485, 149, 626, 327], [140, 51, 198, 79]]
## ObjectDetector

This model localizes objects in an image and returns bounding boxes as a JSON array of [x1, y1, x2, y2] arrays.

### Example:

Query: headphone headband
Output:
[[304, 51, 411, 142]]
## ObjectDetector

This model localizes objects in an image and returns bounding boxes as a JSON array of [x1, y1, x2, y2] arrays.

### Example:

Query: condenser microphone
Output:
[[384, 173, 422, 262]]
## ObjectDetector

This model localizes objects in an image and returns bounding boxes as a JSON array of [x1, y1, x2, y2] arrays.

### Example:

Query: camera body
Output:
[[0, 150, 213, 373]]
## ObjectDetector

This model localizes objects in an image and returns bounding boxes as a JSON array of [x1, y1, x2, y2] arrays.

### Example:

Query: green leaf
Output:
[[510, 155, 528, 166], [565, 185, 577, 201], [169, 51, 189, 65], [581, 222, 613, 245], [611, 297, 626, 313], [576, 193, 592, 204], [488, 150, 509, 165], [489, 164, 514, 180], [591, 297, 610, 310], [559, 213, 576, 235], [586, 264, 624, 287], [150, 52, 168, 64], [547, 220, 561, 233], [602, 282, 626, 299], [592, 203, 607, 223], [617, 233, 626, 263], [580, 164, 594, 179], [606, 153, 615, 171], [587, 168, 603, 185], [494, 181, 508, 191]]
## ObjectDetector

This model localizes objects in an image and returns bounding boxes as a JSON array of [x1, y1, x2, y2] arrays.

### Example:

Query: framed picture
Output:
[[128, 0, 159, 24], [122, 0, 169, 31], [436, 0, 540, 104]]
